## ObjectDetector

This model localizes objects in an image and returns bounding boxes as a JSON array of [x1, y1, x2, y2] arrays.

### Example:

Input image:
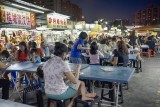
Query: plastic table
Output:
[[0, 99, 34, 107], [5, 62, 43, 101], [80, 65, 135, 107], [68, 63, 89, 71], [129, 49, 140, 53], [80, 65, 135, 83], [81, 53, 110, 60], [141, 45, 149, 49], [6, 62, 43, 72]]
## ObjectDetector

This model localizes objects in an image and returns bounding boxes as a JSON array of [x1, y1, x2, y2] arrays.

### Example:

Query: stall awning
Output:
[[0, 0, 51, 14], [132, 26, 153, 31], [0, 0, 52, 29]]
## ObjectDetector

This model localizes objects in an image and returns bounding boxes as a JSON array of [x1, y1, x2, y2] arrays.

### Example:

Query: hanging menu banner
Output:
[[47, 14, 68, 29], [0, 5, 36, 29]]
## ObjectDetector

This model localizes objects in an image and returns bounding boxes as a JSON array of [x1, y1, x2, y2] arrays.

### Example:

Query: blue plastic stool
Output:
[[11, 71, 17, 88], [11, 71, 29, 88]]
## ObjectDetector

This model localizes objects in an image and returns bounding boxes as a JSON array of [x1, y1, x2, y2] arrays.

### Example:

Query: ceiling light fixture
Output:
[[11, 3, 44, 13]]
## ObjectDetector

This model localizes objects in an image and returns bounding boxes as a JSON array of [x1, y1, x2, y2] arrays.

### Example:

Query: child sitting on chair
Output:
[[30, 49, 42, 87], [90, 42, 104, 64], [30, 49, 41, 63]]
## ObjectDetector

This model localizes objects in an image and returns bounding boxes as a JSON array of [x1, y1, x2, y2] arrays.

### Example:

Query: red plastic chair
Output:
[[149, 49, 156, 57], [141, 49, 155, 57]]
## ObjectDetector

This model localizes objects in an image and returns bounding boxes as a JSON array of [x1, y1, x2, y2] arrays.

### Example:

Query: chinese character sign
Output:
[[47, 14, 68, 29], [30, 12, 36, 29], [0, 6, 6, 23], [0, 5, 36, 29]]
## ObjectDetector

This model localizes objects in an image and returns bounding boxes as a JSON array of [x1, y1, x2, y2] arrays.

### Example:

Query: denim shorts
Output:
[[46, 87, 77, 100], [69, 57, 82, 64]]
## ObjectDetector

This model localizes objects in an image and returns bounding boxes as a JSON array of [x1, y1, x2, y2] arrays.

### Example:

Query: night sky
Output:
[[70, 0, 160, 22]]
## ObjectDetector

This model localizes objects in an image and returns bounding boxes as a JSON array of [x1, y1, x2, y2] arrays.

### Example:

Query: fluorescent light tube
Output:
[[31, 9, 44, 13], [11, 3, 44, 13]]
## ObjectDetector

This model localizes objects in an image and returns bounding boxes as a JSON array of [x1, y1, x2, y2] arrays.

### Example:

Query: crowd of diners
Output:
[[0, 30, 159, 107]]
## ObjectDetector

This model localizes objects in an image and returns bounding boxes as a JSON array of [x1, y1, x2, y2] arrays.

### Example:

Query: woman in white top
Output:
[[43, 42, 96, 107], [90, 42, 104, 64]]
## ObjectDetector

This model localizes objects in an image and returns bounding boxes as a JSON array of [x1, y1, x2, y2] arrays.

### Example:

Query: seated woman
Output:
[[110, 40, 129, 67], [90, 42, 104, 64], [124, 38, 144, 61], [16, 42, 29, 90], [43, 42, 96, 107]]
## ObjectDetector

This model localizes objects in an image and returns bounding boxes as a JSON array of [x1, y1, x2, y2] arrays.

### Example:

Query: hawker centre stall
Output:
[[42, 12, 76, 43], [0, 0, 51, 47], [74, 21, 104, 39], [0, 5, 36, 46]]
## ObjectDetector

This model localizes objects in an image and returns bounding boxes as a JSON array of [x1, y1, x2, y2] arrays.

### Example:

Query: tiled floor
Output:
[[1, 55, 160, 107]]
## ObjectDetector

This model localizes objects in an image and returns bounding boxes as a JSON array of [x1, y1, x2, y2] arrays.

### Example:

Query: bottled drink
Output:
[[46, 46, 50, 57]]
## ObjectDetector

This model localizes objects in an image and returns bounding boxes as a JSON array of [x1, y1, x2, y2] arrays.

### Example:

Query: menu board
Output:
[[0, 5, 36, 29]]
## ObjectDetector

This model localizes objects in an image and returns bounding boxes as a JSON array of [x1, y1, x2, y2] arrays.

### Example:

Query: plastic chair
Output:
[[9, 71, 30, 101], [22, 86, 44, 107], [11, 72, 17, 88], [141, 47, 155, 57], [23, 86, 39, 104], [149, 49, 156, 57], [36, 89, 44, 107], [140, 45, 149, 57]]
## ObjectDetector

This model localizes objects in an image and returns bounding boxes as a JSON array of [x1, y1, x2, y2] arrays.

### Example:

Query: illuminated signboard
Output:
[[47, 13, 69, 29], [0, 5, 36, 29]]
